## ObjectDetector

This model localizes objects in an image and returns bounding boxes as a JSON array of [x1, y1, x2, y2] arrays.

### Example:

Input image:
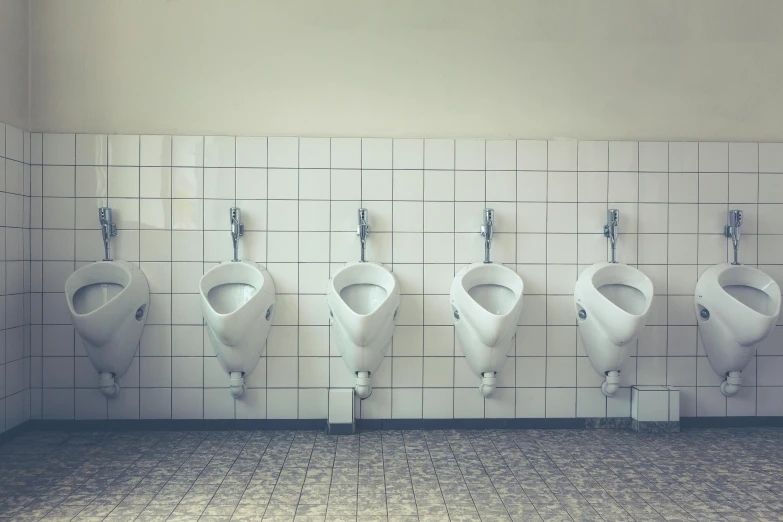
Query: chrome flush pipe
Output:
[[98, 207, 117, 261], [725, 209, 743, 265], [604, 209, 619, 263], [357, 208, 370, 262], [230, 207, 244, 262], [480, 208, 494, 263]]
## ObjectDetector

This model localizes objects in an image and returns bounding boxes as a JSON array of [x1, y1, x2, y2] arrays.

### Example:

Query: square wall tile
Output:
[[108, 135, 140, 166], [331, 138, 361, 169], [423, 389, 453, 419], [172, 136, 204, 167], [669, 142, 698, 172], [76, 135, 107, 166], [139, 388, 172, 419], [609, 141, 639, 171], [43, 134, 75, 165], [759, 143, 783, 173], [545, 388, 576, 418], [204, 136, 235, 167], [698, 142, 728, 172], [268, 137, 298, 168], [236, 137, 267, 167], [424, 139, 454, 170], [393, 138, 423, 170], [140, 135, 172, 166], [267, 389, 298, 419], [578, 141, 608, 171], [299, 138, 330, 168], [548, 141, 577, 171], [362, 138, 392, 169]]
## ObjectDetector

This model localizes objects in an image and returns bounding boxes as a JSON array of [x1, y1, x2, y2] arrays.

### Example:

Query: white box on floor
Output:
[[632, 385, 679, 422], [328, 388, 355, 434]]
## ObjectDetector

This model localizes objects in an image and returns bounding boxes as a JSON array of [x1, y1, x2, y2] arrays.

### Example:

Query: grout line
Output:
[[574, 143, 580, 418], [296, 138, 300, 419], [695, 146, 700, 412], [452, 141, 456, 420], [73, 135, 77, 420], [544, 140, 548, 418], [755, 143, 760, 417], [265, 138, 269, 420], [169, 137, 173, 420], [327, 139, 332, 422]]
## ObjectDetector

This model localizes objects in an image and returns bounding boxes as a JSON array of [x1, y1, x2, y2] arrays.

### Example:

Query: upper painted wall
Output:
[[29, 0, 783, 140], [0, 0, 29, 130]]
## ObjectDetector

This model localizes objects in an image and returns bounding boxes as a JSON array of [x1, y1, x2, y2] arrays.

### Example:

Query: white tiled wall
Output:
[[28, 135, 783, 421], [0, 121, 32, 433]]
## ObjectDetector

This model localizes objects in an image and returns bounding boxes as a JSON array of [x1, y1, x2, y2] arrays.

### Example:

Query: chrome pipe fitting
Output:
[[357, 208, 370, 262], [604, 209, 619, 263], [98, 207, 117, 261], [725, 209, 743, 265], [230, 207, 244, 262], [480, 208, 494, 263]]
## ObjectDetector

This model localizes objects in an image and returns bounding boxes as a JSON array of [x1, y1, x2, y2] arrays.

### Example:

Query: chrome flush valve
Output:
[[230, 207, 244, 262], [604, 209, 619, 263], [480, 208, 494, 263], [98, 207, 117, 261], [725, 209, 743, 265], [357, 208, 370, 262]]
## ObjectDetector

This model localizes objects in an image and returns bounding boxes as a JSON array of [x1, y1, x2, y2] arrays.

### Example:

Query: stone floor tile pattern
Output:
[[0, 428, 782, 521]]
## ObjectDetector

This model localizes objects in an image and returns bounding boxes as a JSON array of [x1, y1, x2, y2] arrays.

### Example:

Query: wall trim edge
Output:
[[0, 416, 779, 442]]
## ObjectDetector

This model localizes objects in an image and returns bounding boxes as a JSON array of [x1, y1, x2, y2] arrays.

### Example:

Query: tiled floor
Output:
[[0, 428, 782, 521]]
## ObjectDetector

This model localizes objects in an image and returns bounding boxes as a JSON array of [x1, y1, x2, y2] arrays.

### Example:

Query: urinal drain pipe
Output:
[[601, 370, 620, 397], [479, 372, 496, 398], [355, 371, 372, 399], [720, 371, 742, 397], [98, 371, 120, 398], [229, 372, 246, 399]]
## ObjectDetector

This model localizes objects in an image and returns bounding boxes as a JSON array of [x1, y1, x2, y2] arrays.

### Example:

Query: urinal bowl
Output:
[[575, 262, 654, 396], [577, 318, 637, 375], [450, 263, 524, 397], [205, 312, 274, 375], [200, 261, 276, 398], [454, 320, 517, 376], [65, 261, 150, 397], [330, 318, 396, 375], [327, 262, 400, 399], [454, 318, 516, 398], [698, 321, 756, 378], [695, 263, 781, 396]]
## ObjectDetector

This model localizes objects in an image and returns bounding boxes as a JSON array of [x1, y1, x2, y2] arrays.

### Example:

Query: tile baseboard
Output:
[[631, 419, 680, 433], [3, 416, 781, 443]]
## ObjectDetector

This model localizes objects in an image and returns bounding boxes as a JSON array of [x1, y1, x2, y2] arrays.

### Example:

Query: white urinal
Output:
[[695, 263, 781, 397], [327, 262, 400, 399], [200, 261, 276, 398], [65, 261, 150, 397], [450, 262, 524, 397], [575, 262, 654, 396]]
